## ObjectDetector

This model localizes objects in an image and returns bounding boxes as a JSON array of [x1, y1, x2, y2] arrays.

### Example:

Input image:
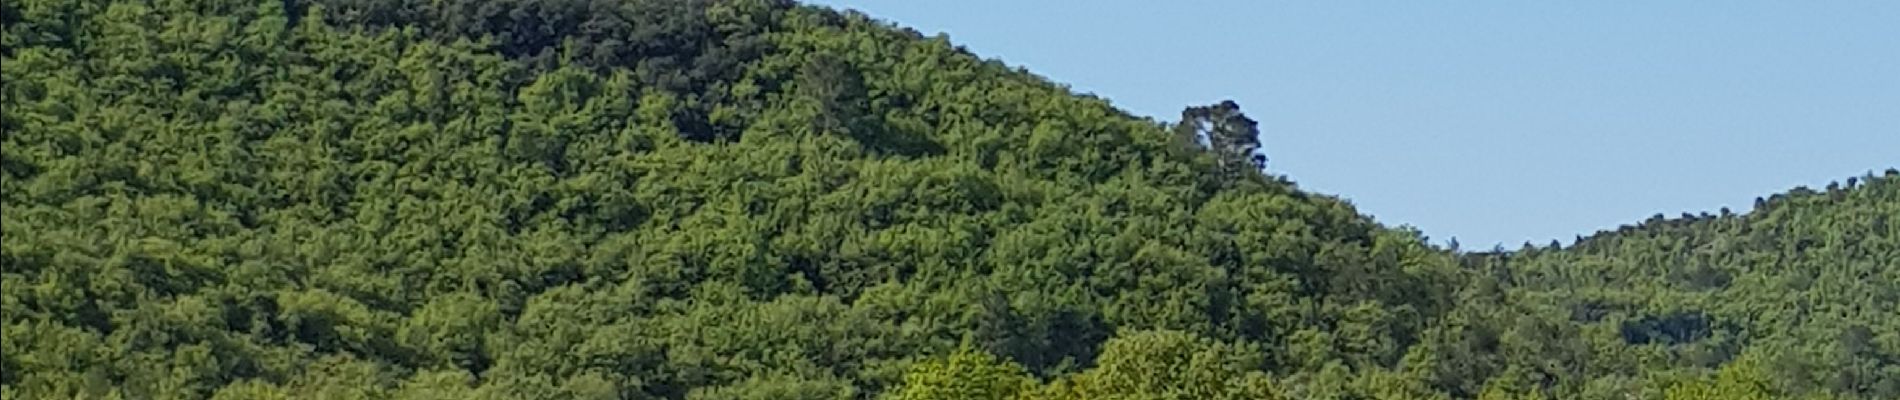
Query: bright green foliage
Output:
[[886, 346, 1036, 400], [1028, 330, 1287, 400], [1, 0, 1895, 399], [1663, 356, 1776, 400], [889, 331, 1287, 400]]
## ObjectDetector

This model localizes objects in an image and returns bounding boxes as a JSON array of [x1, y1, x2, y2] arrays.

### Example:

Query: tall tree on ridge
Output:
[[1174, 100, 1266, 181]]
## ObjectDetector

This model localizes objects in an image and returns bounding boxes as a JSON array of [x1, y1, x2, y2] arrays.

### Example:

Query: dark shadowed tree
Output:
[[1174, 100, 1266, 181]]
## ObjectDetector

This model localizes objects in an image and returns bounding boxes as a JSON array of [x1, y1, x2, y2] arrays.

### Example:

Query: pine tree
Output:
[[1174, 100, 1266, 180]]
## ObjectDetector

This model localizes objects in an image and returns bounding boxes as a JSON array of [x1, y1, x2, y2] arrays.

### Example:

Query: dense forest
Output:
[[1, 0, 1894, 399]]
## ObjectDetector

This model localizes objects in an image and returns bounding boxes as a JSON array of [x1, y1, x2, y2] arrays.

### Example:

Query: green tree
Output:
[[1174, 100, 1266, 179], [1029, 330, 1287, 400], [887, 346, 1037, 400]]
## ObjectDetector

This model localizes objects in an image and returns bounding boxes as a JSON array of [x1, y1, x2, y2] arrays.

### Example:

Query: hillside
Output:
[[0, 1, 1894, 399], [1440, 173, 1900, 400]]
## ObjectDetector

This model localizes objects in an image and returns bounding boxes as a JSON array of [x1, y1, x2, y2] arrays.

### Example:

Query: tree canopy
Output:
[[2, 0, 1895, 399]]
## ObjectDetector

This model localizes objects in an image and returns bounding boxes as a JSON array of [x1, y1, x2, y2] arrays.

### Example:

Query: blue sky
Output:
[[808, 1, 1900, 248]]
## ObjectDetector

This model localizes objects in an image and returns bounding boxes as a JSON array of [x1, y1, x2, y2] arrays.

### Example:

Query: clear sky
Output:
[[808, 1, 1900, 248]]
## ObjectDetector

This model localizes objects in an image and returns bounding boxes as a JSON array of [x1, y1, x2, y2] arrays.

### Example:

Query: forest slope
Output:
[[1440, 174, 1900, 399], [1, 1, 1894, 399]]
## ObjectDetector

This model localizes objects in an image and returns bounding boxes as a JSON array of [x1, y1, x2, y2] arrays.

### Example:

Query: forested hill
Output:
[[1442, 173, 1900, 400], [0, 1, 1893, 399]]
